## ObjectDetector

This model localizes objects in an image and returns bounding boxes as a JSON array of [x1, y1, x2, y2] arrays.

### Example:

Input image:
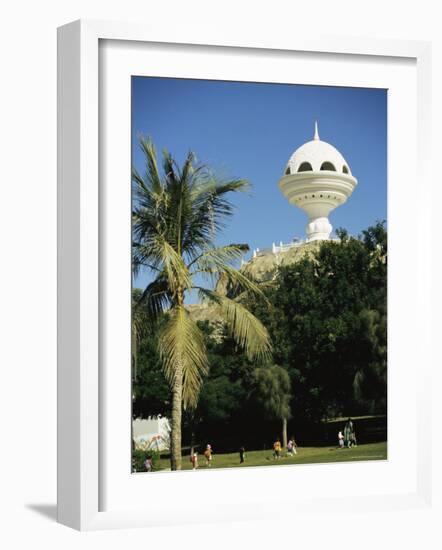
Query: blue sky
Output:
[[132, 77, 387, 293]]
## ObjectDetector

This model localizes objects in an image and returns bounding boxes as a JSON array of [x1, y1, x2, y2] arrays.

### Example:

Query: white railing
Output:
[[250, 240, 304, 259], [246, 237, 341, 262]]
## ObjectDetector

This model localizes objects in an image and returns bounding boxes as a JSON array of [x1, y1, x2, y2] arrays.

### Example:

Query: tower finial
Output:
[[314, 120, 320, 140]]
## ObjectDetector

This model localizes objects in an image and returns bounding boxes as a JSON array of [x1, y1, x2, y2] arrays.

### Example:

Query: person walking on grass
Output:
[[190, 451, 198, 470], [287, 439, 293, 455], [338, 431, 345, 448], [144, 456, 153, 472], [239, 446, 246, 464], [287, 437, 298, 456], [344, 418, 354, 448], [204, 444, 213, 467], [350, 429, 358, 447], [273, 438, 282, 459]]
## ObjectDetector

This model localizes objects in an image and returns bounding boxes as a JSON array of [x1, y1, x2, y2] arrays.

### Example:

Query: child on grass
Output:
[[338, 431, 345, 448], [204, 444, 213, 467], [190, 452, 198, 470]]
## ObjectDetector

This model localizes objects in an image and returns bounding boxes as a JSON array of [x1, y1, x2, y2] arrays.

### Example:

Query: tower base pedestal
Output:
[[306, 217, 332, 241]]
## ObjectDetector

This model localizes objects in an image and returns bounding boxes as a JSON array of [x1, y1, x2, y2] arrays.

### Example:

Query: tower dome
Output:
[[278, 122, 357, 241], [285, 123, 352, 175]]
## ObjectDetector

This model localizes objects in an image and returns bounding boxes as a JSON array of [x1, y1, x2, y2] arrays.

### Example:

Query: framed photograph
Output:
[[57, 19, 432, 530]]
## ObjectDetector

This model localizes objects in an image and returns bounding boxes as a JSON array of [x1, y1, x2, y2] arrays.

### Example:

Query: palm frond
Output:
[[233, 279, 276, 303], [188, 244, 265, 300], [180, 150, 197, 183], [135, 277, 171, 319], [157, 305, 208, 409], [156, 238, 192, 294], [134, 237, 192, 295], [138, 137, 163, 194], [217, 263, 267, 299], [181, 178, 250, 258], [197, 288, 272, 362], [188, 243, 248, 270], [191, 177, 250, 201]]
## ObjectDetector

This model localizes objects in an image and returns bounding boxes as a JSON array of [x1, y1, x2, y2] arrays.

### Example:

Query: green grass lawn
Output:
[[153, 441, 387, 472]]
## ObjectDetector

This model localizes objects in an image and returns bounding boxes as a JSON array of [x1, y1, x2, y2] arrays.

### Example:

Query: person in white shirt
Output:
[[287, 438, 298, 455], [338, 431, 345, 448]]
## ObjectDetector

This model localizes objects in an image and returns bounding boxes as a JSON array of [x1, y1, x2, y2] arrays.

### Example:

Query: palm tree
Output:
[[132, 137, 272, 470]]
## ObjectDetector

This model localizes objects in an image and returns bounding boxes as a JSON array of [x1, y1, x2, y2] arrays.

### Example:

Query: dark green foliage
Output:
[[187, 322, 257, 451], [132, 318, 170, 419]]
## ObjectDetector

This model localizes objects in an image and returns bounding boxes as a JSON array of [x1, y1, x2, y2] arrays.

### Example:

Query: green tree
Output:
[[132, 288, 150, 383], [247, 223, 387, 426], [131, 321, 170, 420], [132, 138, 272, 470], [252, 365, 291, 448]]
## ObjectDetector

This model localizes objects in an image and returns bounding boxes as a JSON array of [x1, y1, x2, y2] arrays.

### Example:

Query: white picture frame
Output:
[[57, 19, 433, 531]]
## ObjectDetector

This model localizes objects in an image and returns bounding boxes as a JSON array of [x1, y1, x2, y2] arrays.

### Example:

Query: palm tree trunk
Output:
[[190, 430, 195, 456], [170, 361, 183, 471], [190, 413, 196, 455], [282, 417, 287, 450]]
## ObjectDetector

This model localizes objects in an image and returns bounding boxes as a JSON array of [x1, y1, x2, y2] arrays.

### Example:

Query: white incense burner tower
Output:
[[278, 123, 357, 241]]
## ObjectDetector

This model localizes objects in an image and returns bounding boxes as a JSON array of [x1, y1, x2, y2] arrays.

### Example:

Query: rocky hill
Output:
[[238, 240, 321, 284]]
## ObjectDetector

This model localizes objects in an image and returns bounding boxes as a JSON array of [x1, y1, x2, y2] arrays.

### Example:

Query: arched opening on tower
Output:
[[320, 161, 336, 171], [285, 166, 291, 175], [342, 165, 349, 174], [298, 162, 313, 172]]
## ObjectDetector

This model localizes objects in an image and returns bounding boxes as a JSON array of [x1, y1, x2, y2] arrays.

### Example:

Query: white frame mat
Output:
[[57, 19, 432, 531]]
